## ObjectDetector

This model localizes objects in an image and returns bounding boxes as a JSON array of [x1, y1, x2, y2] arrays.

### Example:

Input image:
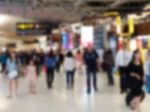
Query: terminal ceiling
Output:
[[0, 0, 149, 45]]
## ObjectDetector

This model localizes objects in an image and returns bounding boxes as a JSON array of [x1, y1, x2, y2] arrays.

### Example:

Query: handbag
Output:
[[8, 70, 18, 79]]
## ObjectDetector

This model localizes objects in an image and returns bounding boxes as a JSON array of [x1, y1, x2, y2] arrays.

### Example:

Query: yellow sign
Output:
[[103, 12, 135, 37], [116, 16, 134, 37], [17, 24, 34, 29]]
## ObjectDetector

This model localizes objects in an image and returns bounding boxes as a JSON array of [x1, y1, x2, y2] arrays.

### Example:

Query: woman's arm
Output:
[[130, 72, 141, 80]]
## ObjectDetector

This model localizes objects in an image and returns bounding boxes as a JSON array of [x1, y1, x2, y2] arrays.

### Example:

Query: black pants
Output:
[[66, 70, 75, 88], [119, 66, 128, 93], [36, 65, 41, 77], [56, 62, 60, 73], [86, 69, 97, 93], [106, 67, 114, 85], [2, 63, 6, 72], [46, 68, 54, 89]]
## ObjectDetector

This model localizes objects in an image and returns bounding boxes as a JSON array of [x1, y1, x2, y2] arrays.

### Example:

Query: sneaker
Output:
[[95, 88, 98, 92], [7, 95, 12, 99], [87, 89, 91, 94]]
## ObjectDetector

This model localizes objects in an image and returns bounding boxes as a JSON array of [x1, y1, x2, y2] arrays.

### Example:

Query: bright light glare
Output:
[[2, 47, 6, 52], [38, 36, 47, 52], [0, 15, 9, 25], [38, 36, 47, 42], [130, 39, 137, 50]]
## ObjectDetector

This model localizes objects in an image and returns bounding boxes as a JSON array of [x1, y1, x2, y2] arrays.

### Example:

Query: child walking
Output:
[[26, 59, 37, 94]]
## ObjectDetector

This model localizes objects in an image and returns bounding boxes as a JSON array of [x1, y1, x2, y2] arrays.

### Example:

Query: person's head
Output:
[[107, 48, 112, 54], [10, 52, 16, 60], [131, 49, 142, 64], [66, 51, 73, 57], [122, 43, 128, 50], [77, 50, 81, 54], [87, 43, 93, 52], [48, 50, 54, 57], [83, 48, 87, 53], [29, 59, 35, 66]]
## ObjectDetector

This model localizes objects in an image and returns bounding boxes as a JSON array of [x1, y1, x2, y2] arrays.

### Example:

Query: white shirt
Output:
[[97, 49, 104, 62], [115, 49, 132, 67], [64, 57, 75, 71]]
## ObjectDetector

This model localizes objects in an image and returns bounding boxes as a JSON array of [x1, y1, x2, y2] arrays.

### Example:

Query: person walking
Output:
[[44, 50, 57, 89], [6, 52, 19, 98], [103, 48, 114, 86], [115, 43, 132, 94], [126, 50, 145, 112], [83, 45, 99, 94], [26, 59, 37, 94], [64, 51, 76, 89], [55, 50, 64, 74], [75, 50, 83, 75]]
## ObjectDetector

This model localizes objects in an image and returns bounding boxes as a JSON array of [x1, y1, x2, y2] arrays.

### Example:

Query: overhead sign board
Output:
[[16, 22, 51, 35]]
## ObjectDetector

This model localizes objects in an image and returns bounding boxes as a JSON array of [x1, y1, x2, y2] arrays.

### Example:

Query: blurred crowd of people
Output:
[[0, 43, 150, 112]]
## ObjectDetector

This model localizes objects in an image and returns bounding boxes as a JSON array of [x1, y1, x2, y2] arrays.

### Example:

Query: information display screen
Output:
[[16, 22, 51, 35]]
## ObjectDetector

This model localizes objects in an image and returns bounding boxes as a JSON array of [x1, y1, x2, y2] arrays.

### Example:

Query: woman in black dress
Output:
[[126, 50, 145, 112]]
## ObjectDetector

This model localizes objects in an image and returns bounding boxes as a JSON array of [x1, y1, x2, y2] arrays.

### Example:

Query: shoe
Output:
[[33, 91, 37, 95], [120, 90, 125, 94], [48, 85, 53, 89], [70, 85, 74, 89], [67, 85, 70, 89], [94, 88, 98, 92], [7, 95, 12, 99], [87, 89, 91, 94]]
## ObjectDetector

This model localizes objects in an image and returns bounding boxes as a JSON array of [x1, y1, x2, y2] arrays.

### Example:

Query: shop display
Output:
[[94, 26, 104, 49], [68, 32, 74, 49], [62, 32, 69, 49]]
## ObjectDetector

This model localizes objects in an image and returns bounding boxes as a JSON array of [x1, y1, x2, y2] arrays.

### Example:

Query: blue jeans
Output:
[[66, 70, 75, 88], [86, 69, 97, 92]]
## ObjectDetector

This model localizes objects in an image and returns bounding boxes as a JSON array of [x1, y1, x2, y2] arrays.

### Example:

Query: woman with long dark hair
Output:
[[6, 52, 19, 98], [126, 50, 145, 112]]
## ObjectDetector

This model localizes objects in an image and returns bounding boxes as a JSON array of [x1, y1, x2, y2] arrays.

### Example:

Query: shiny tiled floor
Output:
[[0, 72, 149, 112]]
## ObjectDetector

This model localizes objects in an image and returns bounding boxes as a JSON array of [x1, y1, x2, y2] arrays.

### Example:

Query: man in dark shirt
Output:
[[83, 46, 99, 94]]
